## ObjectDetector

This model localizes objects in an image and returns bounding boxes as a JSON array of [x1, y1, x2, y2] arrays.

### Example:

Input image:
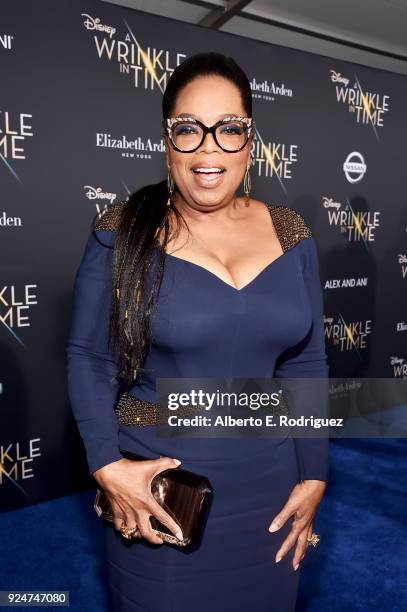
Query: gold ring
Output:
[[120, 526, 138, 539], [306, 532, 320, 547]]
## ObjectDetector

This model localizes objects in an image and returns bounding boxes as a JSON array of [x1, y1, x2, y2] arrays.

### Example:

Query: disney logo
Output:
[[390, 356, 404, 365], [322, 197, 341, 210], [81, 14, 116, 38], [329, 70, 349, 87], [84, 186, 117, 203]]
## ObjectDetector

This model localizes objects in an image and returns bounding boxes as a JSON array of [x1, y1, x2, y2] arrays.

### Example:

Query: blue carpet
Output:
[[1, 438, 406, 611]]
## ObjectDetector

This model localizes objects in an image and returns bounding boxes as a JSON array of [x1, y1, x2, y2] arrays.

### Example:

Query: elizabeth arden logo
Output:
[[96, 132, 165, 159], [250, 77, 293, 103], [0, 211, 22, 227]]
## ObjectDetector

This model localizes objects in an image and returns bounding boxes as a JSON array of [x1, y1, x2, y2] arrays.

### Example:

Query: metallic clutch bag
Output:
[[93, 448, 213, 547]]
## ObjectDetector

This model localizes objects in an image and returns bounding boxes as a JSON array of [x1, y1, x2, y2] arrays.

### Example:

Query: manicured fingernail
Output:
[[176, 531, 183, 541], [294, 563, 299, 571], [269, 522, 278, 532], [275, 556, 282, 563], [173, 459, 181, 466]]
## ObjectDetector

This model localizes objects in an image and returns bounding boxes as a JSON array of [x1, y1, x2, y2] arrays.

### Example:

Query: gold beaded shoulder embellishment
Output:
[[265, 203, 312, 253], [94, 199, 127, 232]]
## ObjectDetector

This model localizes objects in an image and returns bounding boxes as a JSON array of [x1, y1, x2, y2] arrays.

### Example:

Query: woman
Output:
[[66, 52, 329, 611]]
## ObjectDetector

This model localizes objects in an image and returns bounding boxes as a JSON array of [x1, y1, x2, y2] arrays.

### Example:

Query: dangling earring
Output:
[[167, 164, 175, 207], [243, 162, 251, 207]]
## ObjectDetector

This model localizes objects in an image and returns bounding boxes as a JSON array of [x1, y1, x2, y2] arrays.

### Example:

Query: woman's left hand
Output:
[[268, 480, 326, 571]]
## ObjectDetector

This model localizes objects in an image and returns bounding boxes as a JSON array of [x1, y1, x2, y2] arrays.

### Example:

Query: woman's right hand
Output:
[[93, 456, 183, 545]]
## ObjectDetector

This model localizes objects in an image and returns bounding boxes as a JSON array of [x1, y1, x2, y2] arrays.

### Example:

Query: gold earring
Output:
[[167, 165, 175, 207], [243, 163, 251, 207]]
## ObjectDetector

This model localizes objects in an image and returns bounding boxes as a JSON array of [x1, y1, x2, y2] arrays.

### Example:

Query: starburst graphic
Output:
[[338, 312, 362, 359], [122, 18, 165, 94], [0, 151, 23, 183], [0, 316, 25, 346], [344, 198, 371, 252], [0, 461, 30, 495], [254, 128, 288, 195], [354, 74, 379, 141]]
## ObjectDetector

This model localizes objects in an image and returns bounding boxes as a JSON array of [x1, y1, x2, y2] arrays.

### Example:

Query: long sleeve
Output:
[[274, 236, 330, 483], [66, 228, 123, 477]]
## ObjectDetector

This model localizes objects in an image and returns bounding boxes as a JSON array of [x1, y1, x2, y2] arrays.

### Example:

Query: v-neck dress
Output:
[[66, 200, 329, 612]]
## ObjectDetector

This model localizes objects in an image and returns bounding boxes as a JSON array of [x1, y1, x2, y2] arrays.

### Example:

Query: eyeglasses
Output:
[[163, 116, 255, 153]]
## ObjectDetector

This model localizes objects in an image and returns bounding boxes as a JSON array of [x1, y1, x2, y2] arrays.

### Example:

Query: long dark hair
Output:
[[93, 52, 253, 391]]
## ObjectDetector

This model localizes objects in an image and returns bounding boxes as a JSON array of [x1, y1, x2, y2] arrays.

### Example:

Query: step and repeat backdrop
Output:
[[1, 0, 406, 511]]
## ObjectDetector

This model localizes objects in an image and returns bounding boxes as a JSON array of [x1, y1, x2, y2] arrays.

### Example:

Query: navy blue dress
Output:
[[66, 201, 329, 611]]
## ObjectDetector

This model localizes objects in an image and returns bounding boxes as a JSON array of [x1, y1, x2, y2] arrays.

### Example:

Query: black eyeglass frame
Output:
[[162, 115, 255, 153]]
